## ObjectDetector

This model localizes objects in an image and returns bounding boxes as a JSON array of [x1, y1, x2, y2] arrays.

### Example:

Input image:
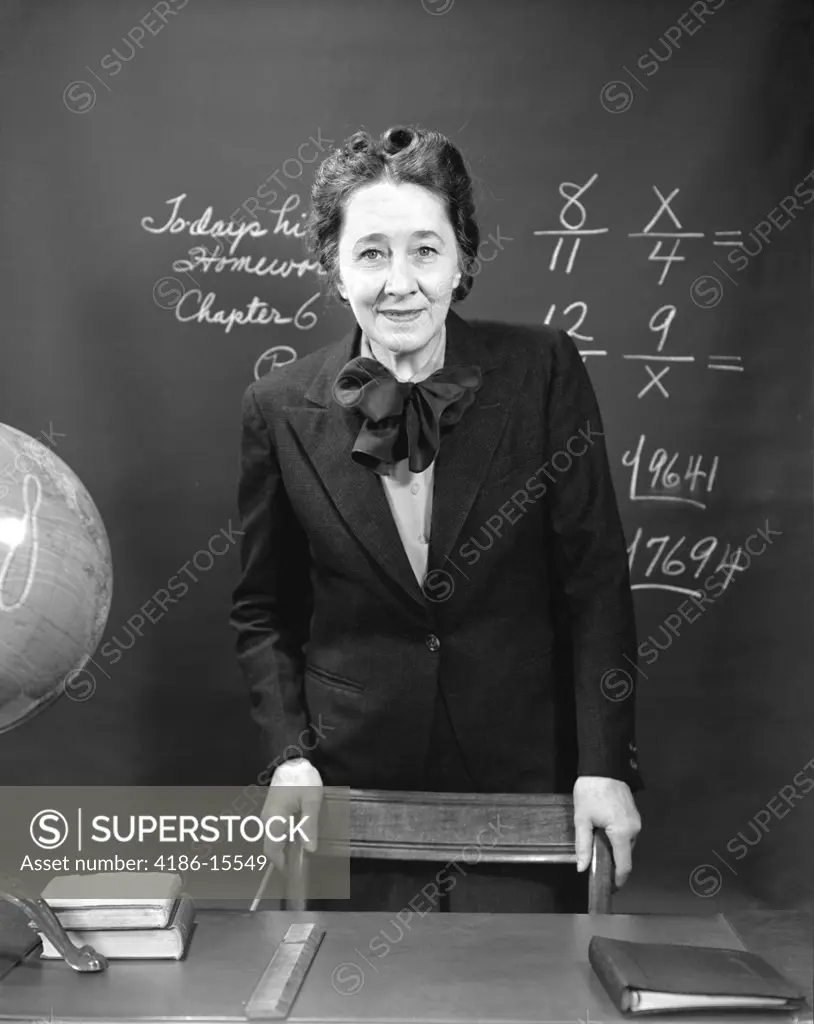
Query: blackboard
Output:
[[0, 0, 812, 910]]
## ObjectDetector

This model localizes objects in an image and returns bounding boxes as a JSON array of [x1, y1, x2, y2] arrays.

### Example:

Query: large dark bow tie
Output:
[[332, 355, 483, 476]]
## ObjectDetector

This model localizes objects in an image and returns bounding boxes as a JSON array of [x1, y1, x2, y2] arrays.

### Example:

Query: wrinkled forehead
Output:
[[339, 181, 454, 246]]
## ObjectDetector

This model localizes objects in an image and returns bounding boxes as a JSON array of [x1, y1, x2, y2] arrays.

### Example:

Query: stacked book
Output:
[[36, 872, 195, 960]]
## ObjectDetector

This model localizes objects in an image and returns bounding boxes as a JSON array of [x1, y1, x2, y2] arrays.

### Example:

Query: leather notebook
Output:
[[589, 935, 807, 1015]]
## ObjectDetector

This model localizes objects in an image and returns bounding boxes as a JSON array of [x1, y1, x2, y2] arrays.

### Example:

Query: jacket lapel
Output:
[[427, 313, 519, 579], [285, 310, 521, 608]]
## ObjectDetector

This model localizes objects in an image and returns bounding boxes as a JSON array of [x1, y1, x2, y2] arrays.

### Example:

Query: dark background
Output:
[[0, 0, 811, 913]]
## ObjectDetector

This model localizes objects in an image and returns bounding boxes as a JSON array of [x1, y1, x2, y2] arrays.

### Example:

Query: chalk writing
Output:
[[627, 528, 745, 598], [174, 290, 320, 334], [536, 175, 606, 355], [142, 192, 321, 335], [141, 193, 267, 256], [543, 301, 595, 344], [628, 186, 704, 284], [713, 230, 745, 249], [627, 188, 745, 286], [254, 346, 298, 380], [622, 304, 690, 399], [707, 353, 743, 372], [534, 173, 608, 274], [622, 434, 719, 510], [533, 175, 760, 648], [173, 248, 321, 279], [535, 178, 748, 378]]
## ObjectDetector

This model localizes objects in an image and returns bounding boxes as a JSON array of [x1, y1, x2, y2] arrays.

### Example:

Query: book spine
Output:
[[587, 937, 632, 1015], [169, 895, 194, 959]]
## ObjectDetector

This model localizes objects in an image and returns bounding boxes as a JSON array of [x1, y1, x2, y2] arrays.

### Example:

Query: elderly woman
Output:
[[230, 125, 642, 913]]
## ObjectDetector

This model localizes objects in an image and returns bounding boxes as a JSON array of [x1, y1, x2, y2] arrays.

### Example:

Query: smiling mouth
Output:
[[379, 309, 424, 320]]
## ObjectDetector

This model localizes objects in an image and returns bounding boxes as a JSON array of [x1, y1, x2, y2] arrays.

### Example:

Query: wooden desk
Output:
[[0, 909, 810, 1023], [726, 908, 813, 1019]]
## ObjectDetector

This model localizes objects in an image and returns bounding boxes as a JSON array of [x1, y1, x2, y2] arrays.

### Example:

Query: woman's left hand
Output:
[[572, 775, 641, 889]]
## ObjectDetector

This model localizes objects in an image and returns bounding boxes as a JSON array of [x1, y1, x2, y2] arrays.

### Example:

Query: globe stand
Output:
[[0, 887, 108, 975]]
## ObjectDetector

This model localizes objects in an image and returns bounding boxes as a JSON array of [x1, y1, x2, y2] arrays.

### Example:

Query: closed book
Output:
[[589, 936, 806, 1015], [40, 872, 182, 929], [38, 893, 196, 961]]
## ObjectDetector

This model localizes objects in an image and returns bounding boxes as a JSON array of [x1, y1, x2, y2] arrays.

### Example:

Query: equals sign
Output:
[[713, 230, 744, 247], [708, 355, 743, 371]]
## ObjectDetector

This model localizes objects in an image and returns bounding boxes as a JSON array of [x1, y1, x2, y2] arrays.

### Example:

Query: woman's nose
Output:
[[384, 254, 417, 295]]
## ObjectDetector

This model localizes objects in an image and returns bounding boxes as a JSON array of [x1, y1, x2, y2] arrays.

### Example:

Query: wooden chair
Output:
[[282, 789, 615, 913]]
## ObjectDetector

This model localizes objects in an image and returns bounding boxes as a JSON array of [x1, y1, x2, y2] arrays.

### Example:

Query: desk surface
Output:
[[0, 908, 811, 1024]]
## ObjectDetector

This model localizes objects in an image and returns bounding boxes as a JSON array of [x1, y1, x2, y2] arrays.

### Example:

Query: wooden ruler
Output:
[[245, 922, 325, 1020]]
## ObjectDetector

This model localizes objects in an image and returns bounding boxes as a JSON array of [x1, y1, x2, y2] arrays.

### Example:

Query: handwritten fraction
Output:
[[535, 176, 745, 394]]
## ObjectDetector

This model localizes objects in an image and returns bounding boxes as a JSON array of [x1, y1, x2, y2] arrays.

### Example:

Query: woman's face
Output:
[[336, 180, 461, 355]]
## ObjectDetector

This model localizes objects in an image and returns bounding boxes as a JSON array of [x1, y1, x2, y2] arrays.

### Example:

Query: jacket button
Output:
[[425, 633, 441, 652]]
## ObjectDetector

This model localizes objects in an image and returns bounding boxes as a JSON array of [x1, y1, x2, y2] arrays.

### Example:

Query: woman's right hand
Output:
[[261, 758, 324, 872]]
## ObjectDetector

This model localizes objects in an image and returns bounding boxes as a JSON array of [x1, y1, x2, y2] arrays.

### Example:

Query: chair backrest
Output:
[[282, 789, 614, 913]]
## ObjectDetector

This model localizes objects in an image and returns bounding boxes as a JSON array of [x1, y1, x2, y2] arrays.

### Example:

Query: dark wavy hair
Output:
[[305, 125, 480, 306]]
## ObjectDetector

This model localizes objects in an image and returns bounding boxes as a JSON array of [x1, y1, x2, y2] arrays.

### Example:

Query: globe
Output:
[[0, 423, 112, 733]]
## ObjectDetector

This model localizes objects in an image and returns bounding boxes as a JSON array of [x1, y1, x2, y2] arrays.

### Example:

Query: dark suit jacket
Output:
[[230, 309, 643, 794]]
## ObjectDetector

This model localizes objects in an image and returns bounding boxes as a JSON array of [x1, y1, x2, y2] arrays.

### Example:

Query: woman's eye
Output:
[[357, 246, 436, 261]]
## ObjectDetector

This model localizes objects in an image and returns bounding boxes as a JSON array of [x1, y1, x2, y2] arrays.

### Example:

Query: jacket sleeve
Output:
[[542, 330, 643, 792], [229, 382, 314, 768]]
